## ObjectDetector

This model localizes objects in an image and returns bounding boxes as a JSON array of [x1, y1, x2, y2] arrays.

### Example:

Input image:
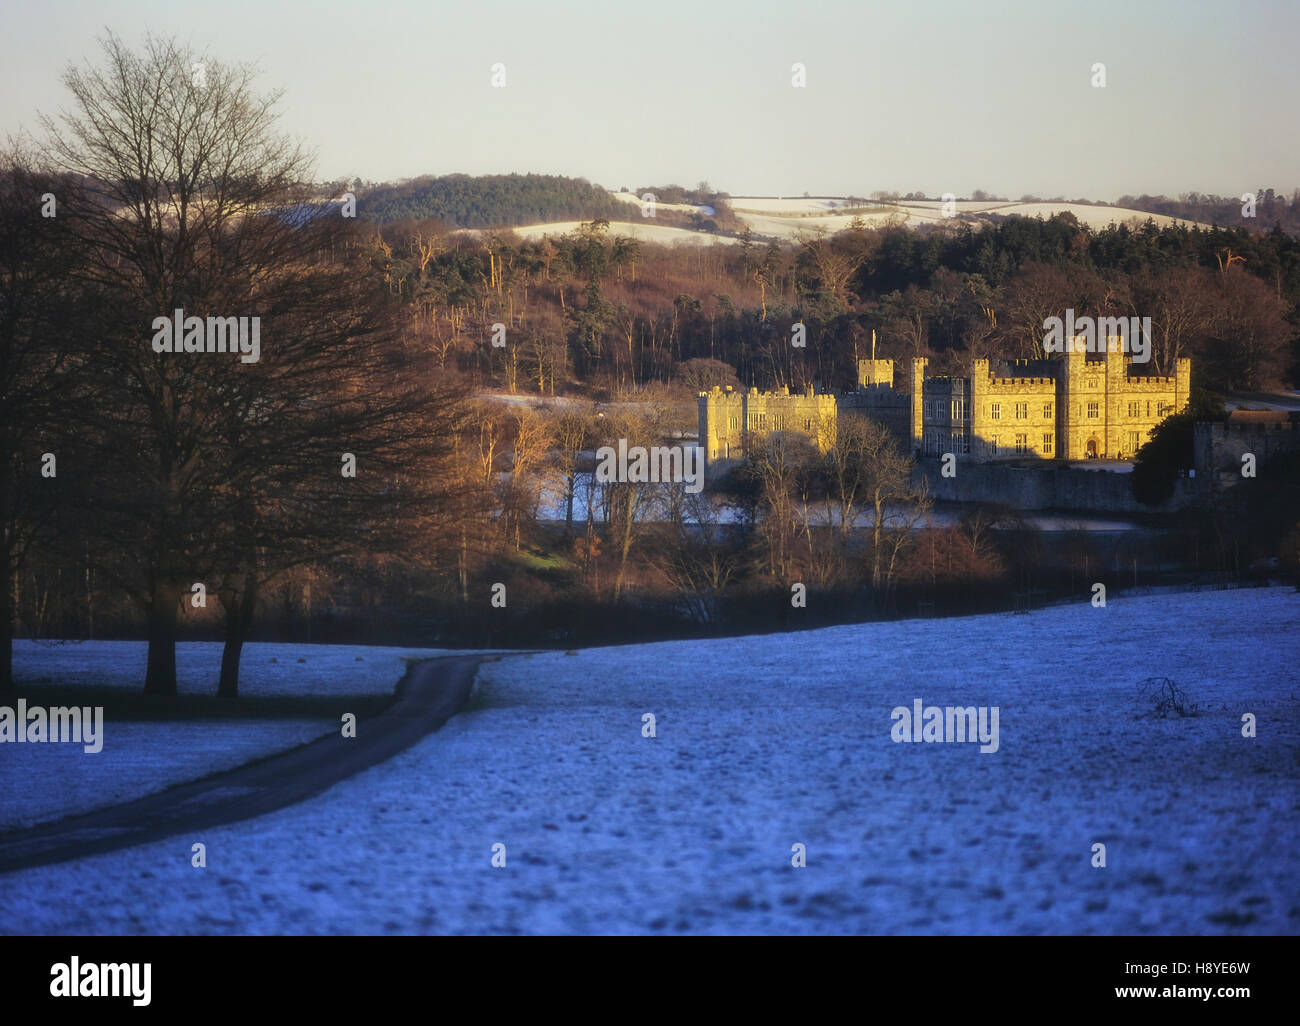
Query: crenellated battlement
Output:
[[988, 377, 1054, 387]]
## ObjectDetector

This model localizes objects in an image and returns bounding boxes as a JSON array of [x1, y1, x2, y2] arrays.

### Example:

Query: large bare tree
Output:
[[0, 150, 89, 691], [38, 32, 466, 695]]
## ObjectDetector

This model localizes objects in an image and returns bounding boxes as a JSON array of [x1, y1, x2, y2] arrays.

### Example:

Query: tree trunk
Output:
[[218, 573, 258, 699], [143, 578, 181, 696], [0, 568, 13, 694]]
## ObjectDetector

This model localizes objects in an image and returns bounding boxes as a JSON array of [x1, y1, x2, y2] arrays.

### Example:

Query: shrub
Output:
[[1139, 676, 1198, 718]]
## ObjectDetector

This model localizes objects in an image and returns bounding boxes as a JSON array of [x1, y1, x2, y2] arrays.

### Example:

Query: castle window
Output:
[[991, 403, 1001, 420], [1015, 433, 1029, 454], [1087, 402, 1099, 418], [1127, 431, 1141, 452], [1128, 401, 1141, 417], [1015, 402, 1028, 420], [1157, 402, 1172, 417], [951, 399, 964, 420], [1146, 401, 1151, 417], [1043, 402, 1052, 419], [989, 435, 999, 456], [1043, 433, 1054, 454], [758, 413, 767, 429], [804, 418, 811, 431]]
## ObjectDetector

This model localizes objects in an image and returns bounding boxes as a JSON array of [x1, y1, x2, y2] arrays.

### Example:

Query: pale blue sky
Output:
[[2, 0, 1295, 198]]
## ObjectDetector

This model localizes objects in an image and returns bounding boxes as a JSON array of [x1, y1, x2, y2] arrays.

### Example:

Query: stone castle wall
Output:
[[700, 346, 1196, 489]]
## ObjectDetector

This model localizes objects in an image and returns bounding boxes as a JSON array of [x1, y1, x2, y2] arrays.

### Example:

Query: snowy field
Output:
[[1, 641, 465, 830], [725, 196, 1201, 235], [486, 220, 740, 246], [460, 198, 1201, 249], [2, 588, 1296, 935]]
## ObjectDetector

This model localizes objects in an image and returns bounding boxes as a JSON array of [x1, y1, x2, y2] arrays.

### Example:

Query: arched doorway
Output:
[[1086, 437, 1099, 458]]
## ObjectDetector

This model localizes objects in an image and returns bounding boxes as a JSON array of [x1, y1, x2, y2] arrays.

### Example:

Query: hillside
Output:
[[357, 173, 626, 227], [718, 196, 1206, 238], [354, 174, 1245, 240], [459, 190, 1212, 245]]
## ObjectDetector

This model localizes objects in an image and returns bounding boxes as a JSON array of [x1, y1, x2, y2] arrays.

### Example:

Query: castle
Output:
[[699, 342, 1191, 464], [698, 384, 836, 461]]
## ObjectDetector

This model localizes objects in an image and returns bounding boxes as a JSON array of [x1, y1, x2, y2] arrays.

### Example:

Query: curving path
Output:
[[0, 654, 484, 875]]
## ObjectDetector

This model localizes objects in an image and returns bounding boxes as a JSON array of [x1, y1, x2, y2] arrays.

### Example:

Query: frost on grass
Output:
[[1, 589, 1297, 935], [2, 641, 472, 829]]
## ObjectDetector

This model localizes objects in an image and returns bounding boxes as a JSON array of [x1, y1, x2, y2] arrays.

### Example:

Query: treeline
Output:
[[1116, 189, 1300, 234], [630, 181, 745, 232], [376, 210, 1300, 400], [357, 173, 628, 227]]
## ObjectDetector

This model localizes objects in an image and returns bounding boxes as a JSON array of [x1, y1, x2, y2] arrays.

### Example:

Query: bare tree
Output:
[[37, 32, 388, 695], [851, 418, 929, 596], [503, 407, 553, 552], [746, 432, 818, 584], [551, 406, 599, 538], [596, 409, 660, 601], [0, 149, 88, 691], [656, 489, 741, 624]]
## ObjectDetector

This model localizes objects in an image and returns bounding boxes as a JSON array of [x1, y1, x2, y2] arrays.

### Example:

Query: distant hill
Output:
[[349, 172, 1298, 238], [1115, 191, 1300, 234], [357, 173, 626, 228]]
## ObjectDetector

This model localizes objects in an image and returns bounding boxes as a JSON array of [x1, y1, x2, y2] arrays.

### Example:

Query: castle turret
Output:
[[1175, 357, 1191, 413], [858, 358, 895, 389], [1061, 339, 1088, 459], [969, 359, 989, 461], [1105, 344, 1126, 458], [911, 357, 928, 455]]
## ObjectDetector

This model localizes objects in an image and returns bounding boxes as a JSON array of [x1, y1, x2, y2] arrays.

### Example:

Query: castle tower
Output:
[[1060, 339, 1088, 460], [1175, 357, 1191, 412], [910, 357, 928, 455], [698, 386, 744, 463], [858, 358, 895, 389], [970, 358, 989, 458], [1104, 343, 1126, 458]]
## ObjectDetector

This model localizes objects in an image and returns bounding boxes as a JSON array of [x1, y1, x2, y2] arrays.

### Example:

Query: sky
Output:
[[1, 0, 1295, 200]]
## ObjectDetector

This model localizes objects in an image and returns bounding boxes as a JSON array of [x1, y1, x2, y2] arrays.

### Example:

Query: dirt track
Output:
[[0, 655, 482, 875]]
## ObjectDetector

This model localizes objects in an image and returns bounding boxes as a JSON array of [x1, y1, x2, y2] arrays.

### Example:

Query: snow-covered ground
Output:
[[492, 220, 740, 246], [609, 191, 704, 214], [725, 196, 1201, 235], [1, 641, 464, 830], [460, 196, 1200, 248], [3, 588, 1296, 934]]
